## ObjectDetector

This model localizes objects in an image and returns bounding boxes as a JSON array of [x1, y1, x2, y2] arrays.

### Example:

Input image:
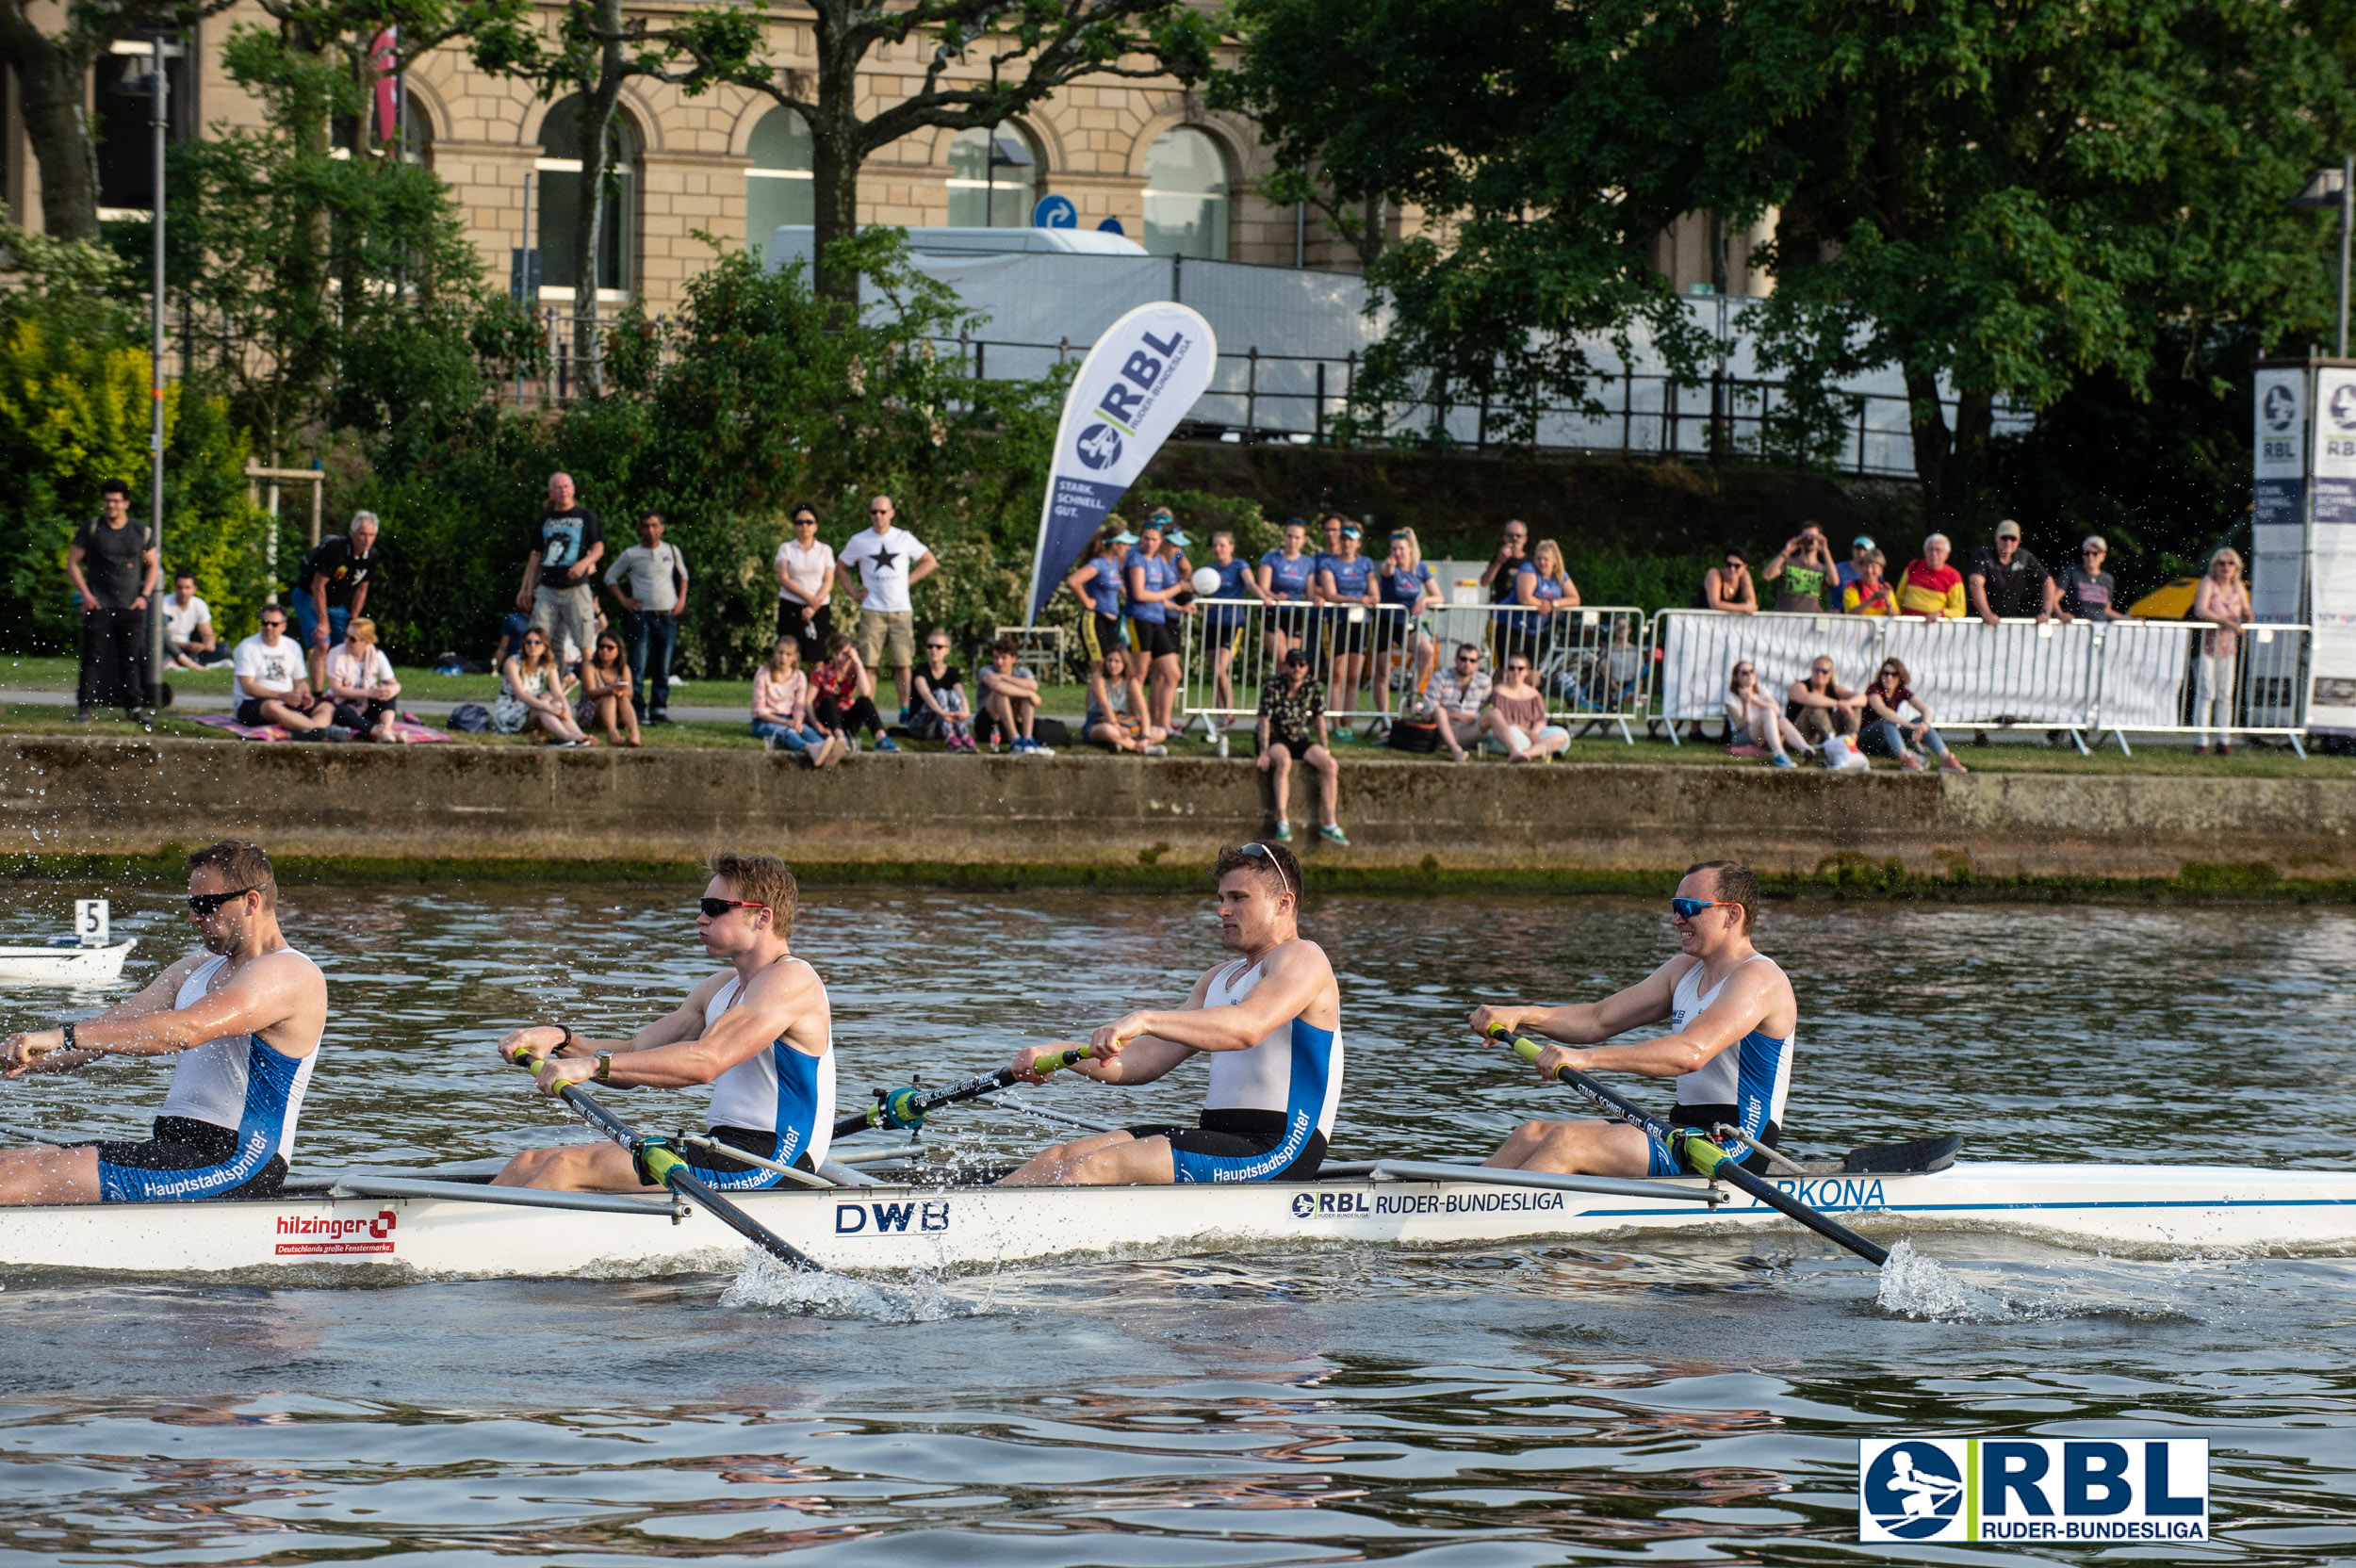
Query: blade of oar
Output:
[[833, 1044, 1096, 1140], [507, 1047, 830, 1275], [1482, 1024, 1890, 1266]]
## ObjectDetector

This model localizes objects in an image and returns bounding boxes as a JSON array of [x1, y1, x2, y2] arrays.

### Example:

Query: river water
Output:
[[0, 884, 2350, 1565]]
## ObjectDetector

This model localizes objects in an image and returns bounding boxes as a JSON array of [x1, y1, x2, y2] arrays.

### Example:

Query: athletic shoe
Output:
[[1143, 743, 1168, 756], [1011, 737, 1035, 755], [1726, 743, 1768, 759], [874, 736, 901, 753], [74, 707, 94, 724], [1318, 824, 1350, 846], [1272, 821, 1293, 841], [646, 711, 672, 726], [1939, 753, 1968, 773], [1770, 753, 1796, 768], [1333, 723, 1356, 742], [1900, 752, 1924, 772], [1031, 743, 1056, 757]]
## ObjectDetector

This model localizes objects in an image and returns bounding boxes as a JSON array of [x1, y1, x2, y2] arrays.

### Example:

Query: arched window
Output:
[[745, 106, 815, 252], [1142, 127, 1230, 260], [945, 124, 1038, 227], [537, 94, 635, 296]]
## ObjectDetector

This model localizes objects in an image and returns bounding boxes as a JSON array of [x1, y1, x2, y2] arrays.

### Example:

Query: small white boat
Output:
[[0, 937, 137, 987]]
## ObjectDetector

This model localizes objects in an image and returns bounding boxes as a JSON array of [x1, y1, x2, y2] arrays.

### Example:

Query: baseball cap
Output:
[[1340, 523, 1362, 539], [1852, 535, 1873, 549], [1995, 518, 2022, 539]]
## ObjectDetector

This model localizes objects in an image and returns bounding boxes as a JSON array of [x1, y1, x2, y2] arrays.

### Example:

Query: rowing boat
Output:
[[0, 1157, 2348, 1278], [0, 938, 137, 987]]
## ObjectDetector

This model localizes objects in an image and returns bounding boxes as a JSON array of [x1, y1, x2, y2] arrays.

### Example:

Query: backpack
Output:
[[448, 702, 493, 733], [1386, 717, 1441, 753]]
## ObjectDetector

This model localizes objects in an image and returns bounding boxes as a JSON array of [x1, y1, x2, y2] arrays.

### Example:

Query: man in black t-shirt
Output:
[[296, 511, 381, 691], [64, 480, 158, 724], [1965, 519, 2054, 625], [515, 471, 604, 667]]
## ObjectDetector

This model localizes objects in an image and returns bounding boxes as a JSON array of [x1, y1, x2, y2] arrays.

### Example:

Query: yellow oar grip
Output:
[[641, 1144, 687, 1184], [1034, 1041, 1105, 1079]]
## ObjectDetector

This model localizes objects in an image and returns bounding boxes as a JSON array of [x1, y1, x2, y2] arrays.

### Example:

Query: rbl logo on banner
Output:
[[1858, 1438, 2207, 1544]]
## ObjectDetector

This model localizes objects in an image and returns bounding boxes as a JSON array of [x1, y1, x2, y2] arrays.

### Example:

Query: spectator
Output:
[[65, 478, 157, 725], [911, 629, 978, 751], [1063, 523, 1130, 677], [297, 510, 382, 694], [161, 570, 219, 668], [1200, 529, 1268, 737], [1256, 517, 1317, 665], [1897, 533, 1967, 618], [1506, 538, 1580, 669], [1967, 518, 2054, 626], [576, 631, 642, 747], [1703, 547, 1758, 614], [492, 609, 532, 671], [1256, 648, 1347, 845], [1835, 534, 1876, 603], [976, 635, 1052, 755], [1422, 643, 1492, 763], [1154, 510, 1195, 605], [2055, 535, 2127, 622], [811, 632, 898, 753], [1763, 523, 1836, 612], [494, 627, 593, 745], [1479, 518, 1531, 607], [2191, 547, 2250, 756], [1598, 616, 1646, 712], [516, 473, 604, 676], [1317, 522, 1381, 736], [233, 606, 333, 735], [1842, 549, 1897, 615], [1375, 526, 1442, 721], [1085, 646, 1168, 754], [752, 638, 838, 765], [1862, 656, 1966, 772], [604, 510, 688, 726], [1786, 655, 1866, 751], [325, 616, 402, 743], [1724, 661, 1804, 767], [838, 494, 937, 720], [1124, 518, 1187, 737], [1482, 652, 1570, 762], [775, 503, 836, 672]]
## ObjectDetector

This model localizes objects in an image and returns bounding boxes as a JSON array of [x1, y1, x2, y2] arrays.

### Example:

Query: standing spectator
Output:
[[838, 494, 937, 720], [1423, 643, 1492, 762], [1724, 661, 1803, 767], [1897, 534, 1968, 618], [1841, 549, 1897, 615], [325, 617, 402, 743], [1124, 518, 1186, 737], [1256, 648, 1347, 845], [1703, 548, 1758, 613], [1506, 538, 1580, 669], [1375, 527, 1442, 721], [1479, 518, 1531, 607], [1862, 656, 1967, 772], [1835, 535, 1876, 603], [1256, 518, 1317, 665], [65, 478, 157, 724], [603, 510, 688, 725], [1154, 511, 1195, 607], [774, 503, 837, 672], [811, 632, 899, 752], [1063, 523, 1129, 676], [1967, 519, 2054, 625], [1085, 646, 1168, 754], [911, 629, 978, 751], [976, 636, 1053, 755], [2055, 536, 2127, 621], [576, 631, 642, 747], [494, 627, 593, 745], [1786, 656, 1866, 751], [1317, 522, 1380, 736], [233, 607, 333, 734], [516, 472, 604, 672], [1200, 529, 1267, 736], [297, 510, 382, 694], [1482, 652, 1571, 762], [1763, 523, 1835, 612], [161, 571, 218, 668], [752, 638, 838, 764], [2191, 547, 2251, 756]]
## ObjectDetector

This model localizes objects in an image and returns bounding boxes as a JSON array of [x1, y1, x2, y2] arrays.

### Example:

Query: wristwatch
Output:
[[594, 1051, 613, 1085]]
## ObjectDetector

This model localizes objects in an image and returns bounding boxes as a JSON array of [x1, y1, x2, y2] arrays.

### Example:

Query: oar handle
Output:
[[1485, 1021, 1552, 1074], [1029, 1042, 1097, 1081]]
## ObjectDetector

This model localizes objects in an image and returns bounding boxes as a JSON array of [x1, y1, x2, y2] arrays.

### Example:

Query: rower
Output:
[[1001, 841, 1341, 1185], [494, 852, 832, 1192], [0, 840, 327, 1205], [1470, 859, 1793, 1178]]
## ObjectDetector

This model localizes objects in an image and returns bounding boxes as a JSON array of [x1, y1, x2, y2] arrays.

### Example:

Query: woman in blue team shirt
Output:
[[1376, 526, 1444, 720], [1256, 518, 1317, 668], [1507, 537, 1581, 671], [1063, 523, 1130, 677], [1316, 522, 1381, 738], [1200, 529, 1270, 736], [1125, 520, 1187, 737]]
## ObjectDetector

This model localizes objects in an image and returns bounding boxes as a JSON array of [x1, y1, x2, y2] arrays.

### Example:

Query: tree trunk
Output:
[[810, 1, 861, 303], [570, 0, 626, 395], [1904, 368, 1954, 526], [0, 13, 102, 242]]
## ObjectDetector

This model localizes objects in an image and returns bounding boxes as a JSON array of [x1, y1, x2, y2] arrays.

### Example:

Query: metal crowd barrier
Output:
[[1650, 610, 2312, 755], [1173, 599, 1653, 743]]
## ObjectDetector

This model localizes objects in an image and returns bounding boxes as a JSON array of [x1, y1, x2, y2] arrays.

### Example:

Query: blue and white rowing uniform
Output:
[[1202, 558, 1254, 639], [1127, 954, 1342, 1183], [1646, 954, 1793, 1179], [90, 953, 319, 1202], [1259, 549, 1317, 641], [686, 965, 834, 1189]]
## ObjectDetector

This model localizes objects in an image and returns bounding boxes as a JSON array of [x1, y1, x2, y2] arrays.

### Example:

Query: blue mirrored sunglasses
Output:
[[1669, 896, 1737, 920]]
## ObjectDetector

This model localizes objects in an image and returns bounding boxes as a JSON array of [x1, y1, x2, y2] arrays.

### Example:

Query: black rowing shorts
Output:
[[1126, 1107, 1327, 1183], [86, 1115, 287, 1202]]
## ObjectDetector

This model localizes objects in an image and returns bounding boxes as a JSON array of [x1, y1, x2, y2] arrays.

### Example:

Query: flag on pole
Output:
[[370, 27, 400, 145], [1023, 302, 1217, 624]]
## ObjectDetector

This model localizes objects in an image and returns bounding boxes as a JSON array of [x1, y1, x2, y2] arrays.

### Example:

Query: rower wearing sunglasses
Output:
[[490, 852, 835, 1192], [1000, 841, 1342, 1186], [1468, 860, 1794, 1179], [0, 840, 328, 1205]]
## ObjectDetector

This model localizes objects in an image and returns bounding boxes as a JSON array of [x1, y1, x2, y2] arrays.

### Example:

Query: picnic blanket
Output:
[[189, 712, 449, 743]]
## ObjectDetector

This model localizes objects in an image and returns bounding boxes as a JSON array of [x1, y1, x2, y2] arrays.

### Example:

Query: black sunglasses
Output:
[[700, 897, 769, 919], [188, 886, 262, 915], [1236, 842, 1294, 905]]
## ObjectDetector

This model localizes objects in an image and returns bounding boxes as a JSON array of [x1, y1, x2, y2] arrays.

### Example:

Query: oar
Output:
[[833, 1044, 1096, 1139], [1482, 1024, 1890, 1266], [506, 1046, 829, 1275]]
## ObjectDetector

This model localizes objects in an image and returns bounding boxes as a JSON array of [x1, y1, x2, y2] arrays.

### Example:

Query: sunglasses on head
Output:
[[1670, 896, 1737, 920], [188, 886, 261, 915], [1237, 842, 1294, 905]]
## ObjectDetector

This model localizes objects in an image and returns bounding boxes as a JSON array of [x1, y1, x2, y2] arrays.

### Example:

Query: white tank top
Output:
[[1667, 954, 1793, 1137], [1201, 955, 1343, 1137], [700, 965, 835, 1168], [156, 952, 319, 1162]]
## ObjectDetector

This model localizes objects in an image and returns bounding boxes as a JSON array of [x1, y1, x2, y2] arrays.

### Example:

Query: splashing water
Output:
[[1873, 1238, 2015, 1320], [720, 1249, 981, 1322]]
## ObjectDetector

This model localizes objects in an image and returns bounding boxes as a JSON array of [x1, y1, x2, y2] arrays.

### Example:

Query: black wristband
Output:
[[558, 1023, 576, 1053]]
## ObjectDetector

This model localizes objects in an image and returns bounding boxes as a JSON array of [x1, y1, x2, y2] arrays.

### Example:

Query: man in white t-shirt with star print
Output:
[[837, 495, 938, 719]]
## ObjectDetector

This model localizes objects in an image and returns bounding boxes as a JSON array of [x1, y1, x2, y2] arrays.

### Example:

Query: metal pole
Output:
[[2339, 151, 2351, 359], [1294, 197, 1305, 269], [1315, 360, 1326, 444], [1245, 347, 1257, 437], [144, 32, 169, 712]]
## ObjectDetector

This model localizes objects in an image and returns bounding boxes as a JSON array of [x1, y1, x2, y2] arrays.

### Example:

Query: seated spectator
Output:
[[324, 617, 401, 743], [1861, 656, 1966, 773], [1481, 653, 1570, 762], [494, 626, 593, 745], [911, 629, 977, 751], [492, 609, 532, 671], [1786, 655, 1866, 750], [1724, 661, 1805, 767], [2055, 535, 2127, 621], [1703, 548, 1758, 613], [977, 636, 1052, 756], [233, 608, 334, 734], [1967, 518, 2054, 626], [1084, 646, 1168, 755], [1256, 648, 1347, 845], [1763, 525, 1836, 612], [1841, 549, 1897, 615], [576, 631, 642, 747], [1835, 535, 1875, 603], [1423, 643, 1491, 762], [1599, 616, 1644, 710], [812, 633, 898, 753], [752, 637, 838, 765], [1897, 534, 1967, 618], [162, 571, 219, 668]]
